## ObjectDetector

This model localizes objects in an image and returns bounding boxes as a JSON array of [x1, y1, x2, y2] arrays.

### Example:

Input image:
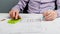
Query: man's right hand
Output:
[[9, 9, 20, 19]]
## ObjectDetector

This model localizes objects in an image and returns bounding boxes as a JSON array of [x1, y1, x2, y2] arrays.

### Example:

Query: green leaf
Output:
[[8, 18, 22, 24]]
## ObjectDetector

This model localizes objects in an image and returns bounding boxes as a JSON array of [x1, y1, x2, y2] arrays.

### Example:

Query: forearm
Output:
[[12, 0, 29, 12], [12, 5, 21, 11]]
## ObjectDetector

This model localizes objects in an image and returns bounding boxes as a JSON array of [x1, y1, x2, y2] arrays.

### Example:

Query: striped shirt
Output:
[[12, 0, 60, 17]]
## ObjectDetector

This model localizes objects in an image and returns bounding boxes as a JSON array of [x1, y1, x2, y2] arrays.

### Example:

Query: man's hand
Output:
[[43, 10, 57, 21], [9, 9, 20, 19]]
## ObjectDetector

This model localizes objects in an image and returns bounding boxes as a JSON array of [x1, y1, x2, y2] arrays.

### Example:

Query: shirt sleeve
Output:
[[56, 0, 60, 17], [39, 0, 55, 14], [12, 0, 29, 12]]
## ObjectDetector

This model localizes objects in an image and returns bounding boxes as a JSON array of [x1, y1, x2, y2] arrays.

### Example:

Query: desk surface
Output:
[[0, 13, 60, 34]]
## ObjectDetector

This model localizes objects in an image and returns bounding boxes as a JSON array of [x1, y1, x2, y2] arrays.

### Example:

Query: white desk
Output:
[[0, 13, 60, 34]]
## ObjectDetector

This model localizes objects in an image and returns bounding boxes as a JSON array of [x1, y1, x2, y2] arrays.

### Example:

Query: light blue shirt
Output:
[[12, 0, 60, 17]]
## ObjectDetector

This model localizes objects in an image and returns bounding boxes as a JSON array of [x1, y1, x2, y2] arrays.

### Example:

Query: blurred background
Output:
[[0, 0, 57, 13], [0, 0, 18, 13]]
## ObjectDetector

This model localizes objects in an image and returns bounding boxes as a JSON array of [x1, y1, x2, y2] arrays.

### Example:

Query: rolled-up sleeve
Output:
[[56, 0, 60, 17], [12, 0, 29, 12]]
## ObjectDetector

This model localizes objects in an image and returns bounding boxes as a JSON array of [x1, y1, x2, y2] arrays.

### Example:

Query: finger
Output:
[[9, 12, 11, 15], [47, 11, 52, 15], [45, 14, 53, 21], [12, 11, 15, 18], [15, 12, 19, 19], [45, 15, 55, 21], [45, 17, 52, 21], [43, 11, 51, 16], [10, 13, 13, 19], [9, 11, 12, 18], [46, 13, 53, 18], [43, 11, 47, 16], [47, 12, 57, 19], [44, 13, 52, 21], [18, 15, 21, 19]]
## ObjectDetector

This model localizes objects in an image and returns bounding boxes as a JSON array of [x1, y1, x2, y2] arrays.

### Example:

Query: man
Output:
[[9, 0, 60, 21]]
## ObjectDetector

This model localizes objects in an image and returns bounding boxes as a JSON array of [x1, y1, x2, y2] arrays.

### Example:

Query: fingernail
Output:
[[15, 17, 17, 19]]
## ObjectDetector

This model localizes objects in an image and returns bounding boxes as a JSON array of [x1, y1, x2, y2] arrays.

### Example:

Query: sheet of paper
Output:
[[0, 14, 60, 34]]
